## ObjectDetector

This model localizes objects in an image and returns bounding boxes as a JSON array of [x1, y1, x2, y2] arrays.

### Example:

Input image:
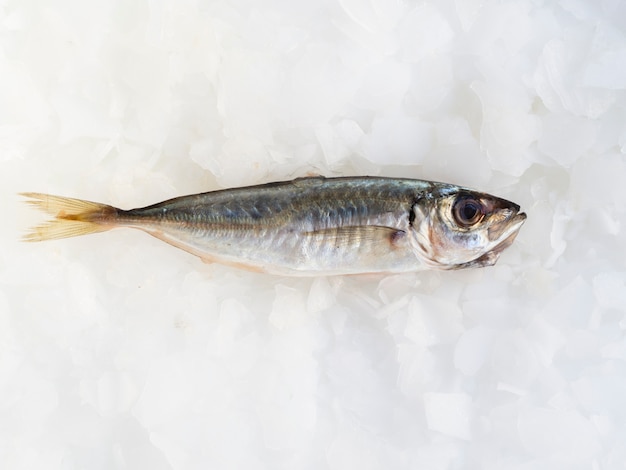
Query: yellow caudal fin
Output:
[[21, 192, 119, 242]]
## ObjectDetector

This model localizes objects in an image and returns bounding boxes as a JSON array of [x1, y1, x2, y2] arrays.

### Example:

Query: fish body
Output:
[[22, 176, 526, 275]]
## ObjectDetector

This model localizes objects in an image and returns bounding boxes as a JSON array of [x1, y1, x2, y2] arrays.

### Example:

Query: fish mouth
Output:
[[489, 212, 527, 255], [452, 211, 526, 269]]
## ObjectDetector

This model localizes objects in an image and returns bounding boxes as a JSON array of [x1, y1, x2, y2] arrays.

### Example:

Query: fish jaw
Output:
[[489, 212, 527, 254], [455, 212, 527, 269]]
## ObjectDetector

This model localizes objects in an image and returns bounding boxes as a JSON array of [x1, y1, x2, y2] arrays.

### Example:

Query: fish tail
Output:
[[20, 192, 119, 242]]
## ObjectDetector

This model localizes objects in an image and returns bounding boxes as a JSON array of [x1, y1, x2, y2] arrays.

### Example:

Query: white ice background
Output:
[[2, 0, 626, 469]]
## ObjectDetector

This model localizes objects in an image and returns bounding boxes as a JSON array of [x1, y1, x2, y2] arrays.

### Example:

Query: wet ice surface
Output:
[[1, 0, 626, 468]]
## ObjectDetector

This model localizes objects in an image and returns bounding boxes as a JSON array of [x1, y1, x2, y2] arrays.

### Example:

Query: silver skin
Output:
[[23, 176, 526, 276]]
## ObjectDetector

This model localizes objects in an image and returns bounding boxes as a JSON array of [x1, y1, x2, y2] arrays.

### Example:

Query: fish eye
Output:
[[453, 196, 485, 227]]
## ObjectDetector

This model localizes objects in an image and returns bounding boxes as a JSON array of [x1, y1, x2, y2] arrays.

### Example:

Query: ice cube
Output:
[[454, 326, 496, 376], [472, 81, 538, 176], [517, 407, 600, 462], [133, 356, 194, 428], [398, 4, 454, 62], [592, 271, 626, 311], [363, 112, 433, 166], [538, 113, 596, 166], [423, 392, 473, 440]]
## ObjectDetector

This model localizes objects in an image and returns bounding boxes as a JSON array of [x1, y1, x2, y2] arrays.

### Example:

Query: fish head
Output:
[[409, 188, 526, 269]]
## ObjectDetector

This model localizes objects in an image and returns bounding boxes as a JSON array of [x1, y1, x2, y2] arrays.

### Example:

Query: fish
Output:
[[21, 176, 526, 276]]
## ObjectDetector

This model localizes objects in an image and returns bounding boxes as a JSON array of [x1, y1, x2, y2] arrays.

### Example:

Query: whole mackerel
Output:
[[22, 176, 526, 275]]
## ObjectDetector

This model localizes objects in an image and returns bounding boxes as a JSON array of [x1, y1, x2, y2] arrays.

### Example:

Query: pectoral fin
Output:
[[303, 225, 405, 248]]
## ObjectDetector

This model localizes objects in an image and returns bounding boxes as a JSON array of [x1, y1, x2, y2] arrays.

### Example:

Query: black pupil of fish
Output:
[[455, 198, 483, 225], [461, 202, 478, 220]]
